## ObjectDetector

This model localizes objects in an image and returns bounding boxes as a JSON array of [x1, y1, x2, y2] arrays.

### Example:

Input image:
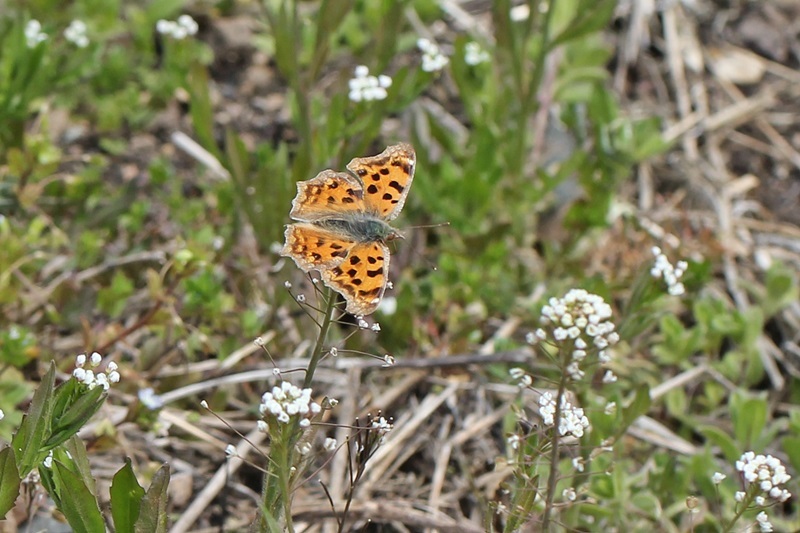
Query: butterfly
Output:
[[281, 143, 416, 316]]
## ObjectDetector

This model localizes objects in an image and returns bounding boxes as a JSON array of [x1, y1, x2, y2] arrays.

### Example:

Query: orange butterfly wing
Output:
[[346, 143, 415, 221]]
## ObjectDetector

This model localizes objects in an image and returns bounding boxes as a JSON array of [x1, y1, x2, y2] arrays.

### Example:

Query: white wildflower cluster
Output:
[[370, 415, 393, 445], [539, 392, 590, 438], [509, 367, 532, 387], [138, 387, 164, 410], [734, 451, 792, 505], [72, 352, 120, 390], [756, 511, 773, 532], [64, 20, 89, 48], [259, 381, 321, 427], [156, 15, 199, 40], [348, 65, 392, 102], [650, 246, 687, 296], [25, 20, 47, 48], [417, 38, 449, 72], [532, 289, 619, 379], [371, 415, 393, 436], [464, 42, 490, 65]]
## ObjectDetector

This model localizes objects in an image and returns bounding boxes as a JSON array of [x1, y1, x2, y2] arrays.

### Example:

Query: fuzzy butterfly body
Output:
[[281, 143, 416, 316]]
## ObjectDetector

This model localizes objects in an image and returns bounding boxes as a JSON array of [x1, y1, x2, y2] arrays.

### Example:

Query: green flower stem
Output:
[[261, 423, 295, 532], [721, 489, 755, 533], [541, 370, 568, 530], [260, 290, 336, 531], [303, 287, 337, 389]]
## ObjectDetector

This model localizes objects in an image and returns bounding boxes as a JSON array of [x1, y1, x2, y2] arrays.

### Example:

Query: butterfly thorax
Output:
[[317, 215, 401, 243]]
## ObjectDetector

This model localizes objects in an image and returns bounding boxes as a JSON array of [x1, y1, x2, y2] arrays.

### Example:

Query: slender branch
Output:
[[541, 370, 568, 529], [304, 288, 337, 388]]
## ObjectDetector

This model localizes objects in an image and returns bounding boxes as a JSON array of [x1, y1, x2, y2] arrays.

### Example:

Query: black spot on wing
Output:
[[366, 268, 382, 278], [367, 184, 378, 194], [389, 181, 404, 193]]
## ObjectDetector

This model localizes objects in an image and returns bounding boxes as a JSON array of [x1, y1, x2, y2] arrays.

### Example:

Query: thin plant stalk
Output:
[[259, 289, 337, 532], [304, 288, 337, 388], [541, 369, 568, 530]]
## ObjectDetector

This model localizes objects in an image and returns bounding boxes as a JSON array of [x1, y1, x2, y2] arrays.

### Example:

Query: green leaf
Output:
[[12, 362, 56, 476], [0, 447, 21, 518], [63, 436, 97, 497], [187, 64, 220, 160], [111, 459, 146, 533], [134, 464, 170, 533], [762, 263, 799, 316], [621, 385, 651, 431], [52, 459, 105, 532], [550, 0, 617, 48], [698, 425, 740, 463], [45, 386, 105, 450], [782, 436, 800, 476], [730, 392, 767, 448]]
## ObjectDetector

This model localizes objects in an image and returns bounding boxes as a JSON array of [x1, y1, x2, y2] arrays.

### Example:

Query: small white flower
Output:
[[602, 370, 617, 384], [296, 294, 306, 303], [64, 20, 89, 48], [297, 441, 312, 455], [572, 457, 585, 472], [382, 354, 395, 367], [371, 322, 381, 332], [90, 352, 102, 366], [417, 38, 449, 72], [257, 420, 268, 432], [604, 401, 616, 415], [177, 14, 198, 35], [756, 511, 773, 532], [225, 444, 237, 457], [507, 434, 520, 450], [259, 381, 321, 426], [42, 452, 53, 469], [25, 20, 47, 48], [562, 487, 577, 501], [200, 400, 209, 409], [139, 388, 164, 410], [712, 472, 726, 484], [157, 16, 197, 40], [464, 41, 490, 65], [379, 296, 397, 315], [651, 247, 688, 296], [324, 438, 337, 451], [0, 409, 4, 421], [348, 65, 392, 102]]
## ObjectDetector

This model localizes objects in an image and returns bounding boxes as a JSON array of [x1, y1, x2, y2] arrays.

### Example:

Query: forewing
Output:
[[281, 223, 355, 272], [321, 241, 390, 316], [346, 143, 415, 221], [289, 169, 365, 222]]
